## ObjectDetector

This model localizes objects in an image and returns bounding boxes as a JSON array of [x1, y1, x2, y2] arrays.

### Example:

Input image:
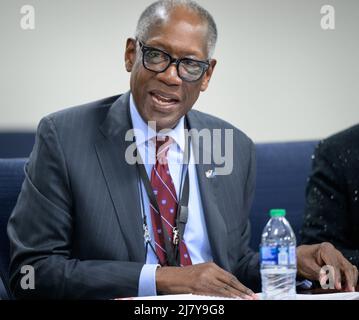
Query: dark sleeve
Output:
[[233, 141, 261, 292], [7, 117, 144, 299], [301, 141, 359, 267]]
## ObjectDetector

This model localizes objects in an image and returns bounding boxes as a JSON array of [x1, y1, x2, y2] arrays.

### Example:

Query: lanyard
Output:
[[135, 123, 191, 267]]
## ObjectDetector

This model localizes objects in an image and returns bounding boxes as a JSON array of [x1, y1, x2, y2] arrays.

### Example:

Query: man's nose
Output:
[[156, 63, 182, 86]]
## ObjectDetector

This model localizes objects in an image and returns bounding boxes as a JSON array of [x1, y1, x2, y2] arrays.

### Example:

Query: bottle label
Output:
[[289, 246, 297, 265], [260, 245, 296, 266]]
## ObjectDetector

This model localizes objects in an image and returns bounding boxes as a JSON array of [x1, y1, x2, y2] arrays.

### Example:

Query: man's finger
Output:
[[333, 264, 342, 290], [318, 264, 339, 290], [342, 262, 357, 292], [317, 243, 339, 289], [207, 264, 256, 298], [210, 280, 237, 298], [320, 256, 341, 289], [211, 279, 251, 299], [219, 272, 255, 297], [353, 265, 358, 291]]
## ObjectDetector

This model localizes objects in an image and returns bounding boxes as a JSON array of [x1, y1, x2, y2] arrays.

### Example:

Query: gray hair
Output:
[[135, 0, 218, 58]]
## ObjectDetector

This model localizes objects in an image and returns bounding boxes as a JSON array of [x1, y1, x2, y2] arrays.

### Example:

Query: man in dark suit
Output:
[[7, 0, 358, 299], [301, 124, 359, 276]]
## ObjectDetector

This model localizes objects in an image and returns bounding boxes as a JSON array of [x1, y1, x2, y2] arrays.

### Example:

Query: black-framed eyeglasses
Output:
[[138, 40, 210, 82]]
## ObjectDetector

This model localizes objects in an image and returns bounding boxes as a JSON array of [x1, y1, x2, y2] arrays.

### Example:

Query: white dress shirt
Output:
[[129, 94, 213, 296]]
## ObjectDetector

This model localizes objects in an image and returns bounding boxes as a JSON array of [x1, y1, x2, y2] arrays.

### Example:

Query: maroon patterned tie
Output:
[[150, 136, 192, 266]]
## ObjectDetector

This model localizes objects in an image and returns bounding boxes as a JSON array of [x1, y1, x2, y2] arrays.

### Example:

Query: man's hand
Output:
[[156, 262, 258, 299], [297, 242, 358, 291]]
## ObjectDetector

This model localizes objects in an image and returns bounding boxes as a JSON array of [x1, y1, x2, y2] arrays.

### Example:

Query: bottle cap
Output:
[[270, 209, 286, 217]]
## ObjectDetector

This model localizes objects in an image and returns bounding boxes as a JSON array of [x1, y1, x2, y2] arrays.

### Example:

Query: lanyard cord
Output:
[[137, 158, 188, 266], [135, 123, 191, 267], [137, 168, 162, 265]]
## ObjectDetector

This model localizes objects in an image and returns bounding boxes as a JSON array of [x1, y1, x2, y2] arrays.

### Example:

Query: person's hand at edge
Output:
[[297, 242, 358, 292]]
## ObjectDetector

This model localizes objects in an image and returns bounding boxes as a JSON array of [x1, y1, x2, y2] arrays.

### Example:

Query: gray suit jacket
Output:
[[7, 92, 259, 299]]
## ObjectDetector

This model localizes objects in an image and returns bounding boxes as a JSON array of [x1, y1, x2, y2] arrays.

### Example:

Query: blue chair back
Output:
[[0, 133, 35, 158], [249, 141, 317, 250], [0, 158, 27, 299]]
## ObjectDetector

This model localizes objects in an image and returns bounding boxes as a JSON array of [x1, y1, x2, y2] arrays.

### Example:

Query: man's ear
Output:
[[125, 38, 137, 72], [200, 59, 217, 92]]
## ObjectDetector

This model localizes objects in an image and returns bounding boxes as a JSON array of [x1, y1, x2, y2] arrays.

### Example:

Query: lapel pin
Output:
[[205, 169, 216, 179]]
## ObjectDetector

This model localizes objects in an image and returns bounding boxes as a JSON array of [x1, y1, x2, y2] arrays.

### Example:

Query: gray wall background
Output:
[[0, 0, 358, 142]]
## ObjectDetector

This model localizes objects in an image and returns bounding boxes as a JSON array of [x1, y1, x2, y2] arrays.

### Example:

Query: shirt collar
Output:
[[129, 93, 185, 152]]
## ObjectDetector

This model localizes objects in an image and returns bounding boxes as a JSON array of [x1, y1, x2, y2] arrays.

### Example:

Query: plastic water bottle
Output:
[[260, 209, 297, 300]]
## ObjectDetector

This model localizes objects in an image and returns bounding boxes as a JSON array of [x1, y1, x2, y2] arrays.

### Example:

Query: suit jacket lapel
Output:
[[187, 112, 230, 271], [95, 92, 145, 262]]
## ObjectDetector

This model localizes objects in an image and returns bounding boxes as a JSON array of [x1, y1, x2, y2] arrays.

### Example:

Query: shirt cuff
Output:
[[138, 264, 160, 297], [296, 279, 313, 289]]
